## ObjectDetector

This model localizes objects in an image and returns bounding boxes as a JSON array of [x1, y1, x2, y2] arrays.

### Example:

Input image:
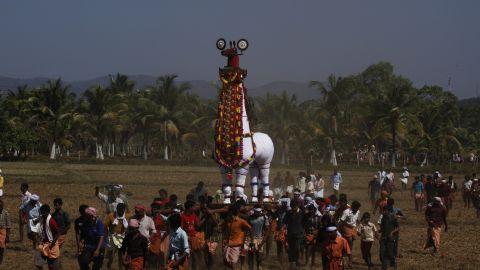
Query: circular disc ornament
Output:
[[216, 38, 226, 50], [237, 39, 249, 51]]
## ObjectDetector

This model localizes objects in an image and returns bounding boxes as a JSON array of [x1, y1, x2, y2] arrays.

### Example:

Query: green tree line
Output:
[[0, 62, 479, 167]]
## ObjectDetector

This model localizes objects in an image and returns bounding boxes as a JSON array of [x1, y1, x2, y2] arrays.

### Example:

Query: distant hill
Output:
[[0, 75, 52, 92], [249, 81, 319, 101], [0, 75, 319, 101], [458, 97, 480, 107]]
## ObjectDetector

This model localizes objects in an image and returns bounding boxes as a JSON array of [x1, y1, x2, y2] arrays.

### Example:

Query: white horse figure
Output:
[[214, 39, 274, 204]]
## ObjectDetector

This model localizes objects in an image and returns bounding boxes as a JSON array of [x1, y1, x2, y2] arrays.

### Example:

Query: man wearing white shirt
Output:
[[24, 194, 42, 249], [167, 214, 190, 269], [296, 172, 307, 194], [401, 167, 409, 191], [95, 185, 127, 214], [339, 201, 361, 260], [378, 170, 387, 186], [314, 174, 325, 198], [133, 204, 156, 239]]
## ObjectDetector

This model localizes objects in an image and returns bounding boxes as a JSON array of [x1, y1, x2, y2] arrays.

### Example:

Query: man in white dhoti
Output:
[[331, 169, 342, 196], [314, 174, 325, 198], [400, 167, 409, 191]]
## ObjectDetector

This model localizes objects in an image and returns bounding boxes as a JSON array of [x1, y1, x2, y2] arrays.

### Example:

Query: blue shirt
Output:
[[331, 173, 342, 184], [28, 203, 42, 219], [413, 181, 424, 193], [81, 219, 106, 250], [168, 227, 190, 260]]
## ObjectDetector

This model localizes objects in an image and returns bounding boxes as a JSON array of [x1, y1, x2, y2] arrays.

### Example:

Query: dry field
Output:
[[0, 161, 479, 270]]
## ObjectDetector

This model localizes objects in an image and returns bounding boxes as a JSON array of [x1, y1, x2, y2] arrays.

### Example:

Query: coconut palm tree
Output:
[[130, 90, 167, 160], [106, 74, 136, 157], [177, 95, 217, 157], [150, 75, 191, 160], [81, 85, 126, 159], [3, 85, 34, 126], [309, 74, 352, 165], [370, 76, 421, 167], [418, 86, 462, 166], [30, 79, 75, 159]]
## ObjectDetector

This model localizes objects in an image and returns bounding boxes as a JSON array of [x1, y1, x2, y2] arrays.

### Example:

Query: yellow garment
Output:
[[37, 242, 60, 259], [0, 175, 4, 188]]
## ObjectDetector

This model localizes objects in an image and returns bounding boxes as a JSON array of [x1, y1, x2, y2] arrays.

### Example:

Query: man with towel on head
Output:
[[26, 194, 42, 249], [321, 226, 351, 270], [424, 197, 448, 254], [247, 205, 269, 270], [95, 184, 127, 214]]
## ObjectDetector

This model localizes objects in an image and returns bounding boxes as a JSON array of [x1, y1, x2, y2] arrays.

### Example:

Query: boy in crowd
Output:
[[51, 198, 70, 247], [167, 214, 190, 270], [358, 212, 377, 269], [74, 204, 89, 256]]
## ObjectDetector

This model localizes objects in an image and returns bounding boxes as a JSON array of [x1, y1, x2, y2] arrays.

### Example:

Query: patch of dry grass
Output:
[[0, 162, 478, 269]]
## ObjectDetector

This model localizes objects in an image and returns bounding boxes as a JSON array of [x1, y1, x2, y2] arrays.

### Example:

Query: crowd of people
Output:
[[0, 168, 478, 270]]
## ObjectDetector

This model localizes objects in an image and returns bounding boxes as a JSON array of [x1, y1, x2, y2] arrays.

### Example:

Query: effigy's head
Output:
[[216, 38, 249, 68]]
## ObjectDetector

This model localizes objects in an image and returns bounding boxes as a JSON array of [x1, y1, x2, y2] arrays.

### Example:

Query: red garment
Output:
[[437, 183, 450, 198], [322, 236, 351, 270], [128, 257, 144, 270], [42, 218, 59, 243], [181, 212, 199, 237], [376, 199, 388, 213], [425, 205, 447, 227], [153, 214, 168, 232]]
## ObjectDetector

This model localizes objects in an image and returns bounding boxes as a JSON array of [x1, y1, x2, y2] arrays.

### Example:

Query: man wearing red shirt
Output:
[[181, 200, 204, 270]]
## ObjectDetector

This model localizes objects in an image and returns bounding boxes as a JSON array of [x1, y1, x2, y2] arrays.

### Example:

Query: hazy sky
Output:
[[1, 1, 479, 98]]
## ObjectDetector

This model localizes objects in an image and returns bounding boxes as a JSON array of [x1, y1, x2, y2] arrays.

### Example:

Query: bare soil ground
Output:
[[0, 162, 479, 269]]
